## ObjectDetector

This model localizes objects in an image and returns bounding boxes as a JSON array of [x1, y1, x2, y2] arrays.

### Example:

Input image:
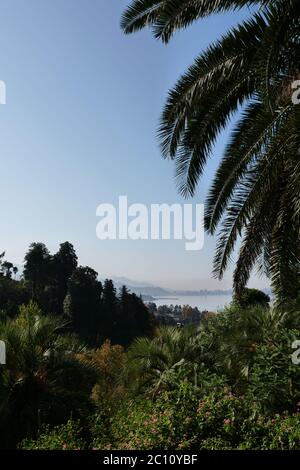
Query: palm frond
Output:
[[121, 0, 265, 42]]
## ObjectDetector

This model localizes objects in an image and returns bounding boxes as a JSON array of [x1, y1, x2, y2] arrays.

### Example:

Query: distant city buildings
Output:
[[146, 302, 215, 326]]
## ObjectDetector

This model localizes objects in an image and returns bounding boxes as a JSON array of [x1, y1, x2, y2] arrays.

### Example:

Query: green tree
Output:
[[23, 243, 51, 299], [101, 279, 118, 342], [199, 304, 300, 388], [1, 261, 14, 279], [121, 0, 300, 302], [147, 302, 157, 315], [52, 242, 78, 291], [116, 287, 155, 346], [64, 267, 103, 345], [125, 325, 200, 395], [0, 302, 98, 448], [234, 288, 270, 308], [50, 242, 78, 314], [0, 276, 30, 318], [90, 340, 126, 419], [102, 279, 117, 305]]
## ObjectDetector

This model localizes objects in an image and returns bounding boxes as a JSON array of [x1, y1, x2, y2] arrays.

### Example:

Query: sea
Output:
[[153, 294, 232, 312]]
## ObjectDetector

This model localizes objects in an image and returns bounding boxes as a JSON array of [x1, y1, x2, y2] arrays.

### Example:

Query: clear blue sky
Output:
[[0, 0, 267, 290]]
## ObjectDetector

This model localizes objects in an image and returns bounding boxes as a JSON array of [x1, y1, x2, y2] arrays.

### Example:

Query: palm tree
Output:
[[199, 304, 300, 387], [0, 301, 98, 448], [125, 325, 201, 395], [121, 0, 300, 302]]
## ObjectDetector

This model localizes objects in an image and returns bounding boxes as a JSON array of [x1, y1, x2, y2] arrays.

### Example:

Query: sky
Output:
[[0, 0, 268, 290]]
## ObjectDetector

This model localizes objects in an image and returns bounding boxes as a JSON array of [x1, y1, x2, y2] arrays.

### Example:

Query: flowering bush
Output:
[[91, 383, 248, 450], [19, 376, 300, 450], [239, 412, 300, 449], [18, 306, 300, 450], [20, 420, 86, 450], [90, 382, 300, 450]]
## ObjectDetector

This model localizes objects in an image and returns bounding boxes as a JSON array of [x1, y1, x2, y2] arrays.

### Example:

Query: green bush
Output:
[[91, 383, 250, 450], [247, 330, 300, 413], [15, 306, 300, 450], [20, 420, 86, 450], [239, 413, 300, 450], [90, 379, 300, 450]]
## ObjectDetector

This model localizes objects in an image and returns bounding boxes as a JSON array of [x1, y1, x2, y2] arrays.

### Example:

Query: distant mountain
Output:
[[101, 278, 170, 297], [7, 268, 272, 299], [108, 276, 155, 288], [131, 286, 171, 297], [104, 279, 233, 298], [114, 284, 272, 300]]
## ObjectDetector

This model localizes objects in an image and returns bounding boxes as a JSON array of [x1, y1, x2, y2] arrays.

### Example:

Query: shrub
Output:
[[233, 288, 270, 309], [92, 382, 251, 450], [239, 413, 300, 450], [20, 420, 86, 450], [247, 330, 300, 413]]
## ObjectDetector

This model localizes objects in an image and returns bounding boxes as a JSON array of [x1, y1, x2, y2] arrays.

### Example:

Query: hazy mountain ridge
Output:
[[106, 277, 272, 299], [12, 270, 271, 299]]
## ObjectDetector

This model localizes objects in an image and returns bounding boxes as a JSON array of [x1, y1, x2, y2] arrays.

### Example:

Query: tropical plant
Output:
[[13, 303, 300, 450], [125, 306, 300, 394], [199, 304, 300, 386], [121, 0, 300, 302], [0, 301, 98, 448], [233, 288, 270, 308], [247, 332, 300, 414], [125, 325, 201, 395]]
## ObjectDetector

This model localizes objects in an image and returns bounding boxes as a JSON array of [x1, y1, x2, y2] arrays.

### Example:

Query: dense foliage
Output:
[[1, 244, 299, 450], [0, 302, 98, 448], [8, 300, 300, 450], [1, 243, 155, 347]]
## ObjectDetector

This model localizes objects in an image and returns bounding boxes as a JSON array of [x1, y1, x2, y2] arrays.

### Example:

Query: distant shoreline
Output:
[[153, 297, 179, 301], [152, 294, 233, 301]]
